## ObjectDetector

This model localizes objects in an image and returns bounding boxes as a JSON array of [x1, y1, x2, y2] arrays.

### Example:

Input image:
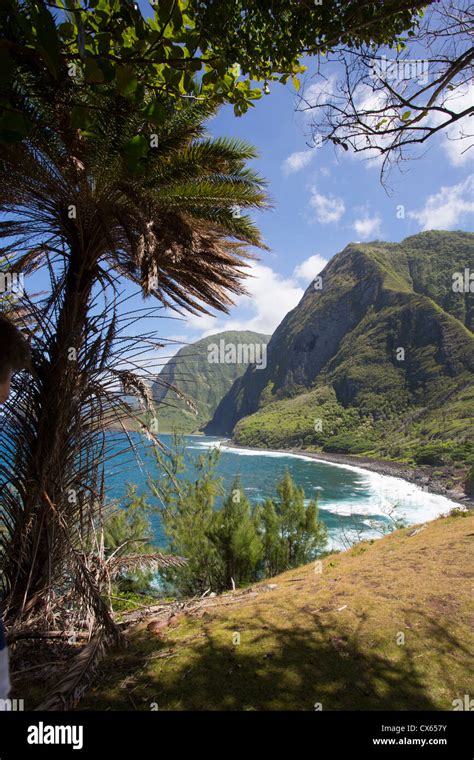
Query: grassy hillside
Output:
[[76, 510, 474, 711], [208, 232, 474, 472], [152, 330, 270, 433]]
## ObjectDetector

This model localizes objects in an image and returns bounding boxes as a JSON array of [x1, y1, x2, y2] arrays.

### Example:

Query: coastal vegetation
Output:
[[1, 0, 472, 714], [0, 89, 268, 644], [149, 446, 327, 596]]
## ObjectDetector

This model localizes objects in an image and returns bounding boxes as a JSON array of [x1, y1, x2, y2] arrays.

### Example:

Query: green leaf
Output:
[[96, 32, 112, 55], [34, 3, 62, 78], [123, 134, 149, 159], [70, 106, 93, 131], [401, 111, 411, 121], [116, 65, 138, 96], [228, 62, 241, 79], [84, 57, 105, 84], [142, 100, 168, 126], [172, 3, 184, 30], [157, 0, 175, 25], [202, 69, 219, 86], [79, 130, 100, 140], [58, 22, 75, 39], [163, 67, 183, 90]]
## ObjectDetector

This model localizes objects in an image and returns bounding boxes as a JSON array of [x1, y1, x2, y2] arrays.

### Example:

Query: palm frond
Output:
[[106, 552, 187, 580], [35, 631, 109, 711]]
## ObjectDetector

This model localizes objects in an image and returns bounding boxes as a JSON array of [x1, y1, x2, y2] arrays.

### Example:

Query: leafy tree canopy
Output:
[[0, 0, 428, 145]]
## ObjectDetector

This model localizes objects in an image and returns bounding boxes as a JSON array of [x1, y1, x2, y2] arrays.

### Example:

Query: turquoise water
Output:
[[104, 433, 456, 550]]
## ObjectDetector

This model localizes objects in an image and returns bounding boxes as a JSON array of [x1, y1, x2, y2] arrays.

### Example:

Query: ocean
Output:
[[104, 433, 456, 551]]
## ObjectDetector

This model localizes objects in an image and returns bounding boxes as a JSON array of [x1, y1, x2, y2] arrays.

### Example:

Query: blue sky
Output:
[[170, 66, 474, 346]]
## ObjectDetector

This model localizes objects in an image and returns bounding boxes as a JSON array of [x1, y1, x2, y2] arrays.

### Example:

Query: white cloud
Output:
[[408, 175, 474, 230], [441, 82, 474, 167], [185, 310, 219, 334], [351, 80, 474, 169], [186, 261, 304, 338], [293, 254, 328, 283], [348, 85, 397, 167], [300, 75, 337, 114], [309, 186, 345, 224], [282, 149, 314, 175], [301, 73, 473, 170], [353, 214, 382, 239]]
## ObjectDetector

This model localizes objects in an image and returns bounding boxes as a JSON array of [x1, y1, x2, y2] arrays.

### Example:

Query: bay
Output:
[[104, 433, 456, 551]]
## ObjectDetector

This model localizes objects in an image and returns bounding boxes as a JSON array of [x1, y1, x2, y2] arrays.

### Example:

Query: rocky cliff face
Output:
[[206, 231, 474, 460], [153, 330, 270, 433]]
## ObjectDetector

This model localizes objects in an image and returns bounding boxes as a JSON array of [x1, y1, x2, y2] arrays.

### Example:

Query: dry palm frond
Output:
[[106, 552, 186, 580], [115, 370, 155, 416], [34, 630, 110, 711]]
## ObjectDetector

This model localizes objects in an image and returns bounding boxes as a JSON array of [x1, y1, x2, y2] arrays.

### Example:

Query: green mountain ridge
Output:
[[153, 330, 270, 433], [205, 231, 474, 466]]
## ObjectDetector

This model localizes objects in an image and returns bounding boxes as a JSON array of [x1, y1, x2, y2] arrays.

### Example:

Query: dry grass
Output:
[[64, 512, 474, 710]]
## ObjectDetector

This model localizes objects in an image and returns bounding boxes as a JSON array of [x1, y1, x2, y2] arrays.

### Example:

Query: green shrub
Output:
[[323, 433, 373, 455], [448, 507, 469, 518], [464, 465, 474, 497], [413, 443, 450, 466]]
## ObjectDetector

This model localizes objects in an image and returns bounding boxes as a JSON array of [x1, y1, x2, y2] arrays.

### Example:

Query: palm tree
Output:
[[0, 86, 268, 630]]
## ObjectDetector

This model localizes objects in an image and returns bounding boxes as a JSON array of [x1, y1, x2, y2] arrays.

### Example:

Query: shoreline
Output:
[[221, 439, 474, 510], [103, 424, 473, 510]]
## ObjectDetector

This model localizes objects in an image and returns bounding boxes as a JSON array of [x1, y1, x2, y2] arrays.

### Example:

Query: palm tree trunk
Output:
[[5, 241, 98, 624]]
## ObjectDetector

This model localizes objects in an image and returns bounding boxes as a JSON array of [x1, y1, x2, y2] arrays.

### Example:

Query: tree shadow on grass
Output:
[[77, 600, 471, 711]]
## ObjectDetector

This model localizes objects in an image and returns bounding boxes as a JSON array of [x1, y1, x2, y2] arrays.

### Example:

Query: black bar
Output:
[[1, 711, 472, 758]]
